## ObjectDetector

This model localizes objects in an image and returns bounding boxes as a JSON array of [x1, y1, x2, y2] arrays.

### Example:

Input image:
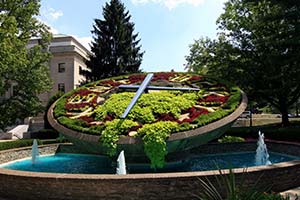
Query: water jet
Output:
[[116, 150, 126, 175], [31, 139, 39, 164], [255, 131, 271, 166]]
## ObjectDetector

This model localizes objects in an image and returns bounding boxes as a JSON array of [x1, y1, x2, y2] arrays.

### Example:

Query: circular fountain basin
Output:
[[0, 141, 300, 200], [1, 151, 297, 174]]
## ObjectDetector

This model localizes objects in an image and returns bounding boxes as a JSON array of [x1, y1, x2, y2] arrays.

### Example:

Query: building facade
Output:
[[27, 34, 90, 104]]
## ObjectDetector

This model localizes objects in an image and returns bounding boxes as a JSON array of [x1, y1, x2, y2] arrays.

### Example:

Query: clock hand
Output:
[[120, 73, 154, 119], [118, 85, 200, 91]]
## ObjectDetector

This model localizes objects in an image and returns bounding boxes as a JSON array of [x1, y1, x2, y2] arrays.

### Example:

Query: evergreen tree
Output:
[[83, 0, 144, 81], [186, 0, 300, 126], [0, 0, 52, 130]]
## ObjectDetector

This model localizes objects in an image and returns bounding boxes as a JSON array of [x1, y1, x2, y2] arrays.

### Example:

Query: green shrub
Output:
[[58, 116, 89, 128], [194, 109, 229, 127], [129, 106, 155, 124], [192, 87, 241, 128], [95, 91, 197, 123], [177, 122, 193, 131], [57, 116, 102, 135], [44, 91, 64, 129], [0, 138, 70, 151], [95, 93, 134, 120], [89, 125, 106, 134], [138, 121, 179, 168], [0, 139, 42, 151], [218, 135, 245, 143], [139, 91, 196, 118], [222, 87, 242, 110], [100, 119, 138, 156], [196, 168, 291, 200], [53, 87, 88, 118], [226, 125, 300, 142], [53, 97, 67, 118]]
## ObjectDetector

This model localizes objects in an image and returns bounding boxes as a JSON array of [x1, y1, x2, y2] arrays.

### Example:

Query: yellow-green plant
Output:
[[138, 121, 178, 168], [95, 91, 197, 123], [218, 135, 245, 143], [100, 119, 138, 156]]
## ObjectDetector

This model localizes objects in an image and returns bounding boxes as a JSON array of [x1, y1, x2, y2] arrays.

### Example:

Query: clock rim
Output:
[[47, 90, 247, 145]]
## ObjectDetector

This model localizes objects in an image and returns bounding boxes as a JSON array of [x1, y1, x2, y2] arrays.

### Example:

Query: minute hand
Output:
[[118, 85, 200, 91], [120, 73, 154, 119]]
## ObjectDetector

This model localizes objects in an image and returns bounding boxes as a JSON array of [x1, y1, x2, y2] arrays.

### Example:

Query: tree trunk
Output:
[[280, 107, 290, 126], [296, 101, 299, 117]]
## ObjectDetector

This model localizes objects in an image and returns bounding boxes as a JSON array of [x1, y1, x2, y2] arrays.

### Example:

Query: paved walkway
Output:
[[0, 140, 15, 143], [281, 187, 300, 200], [0, 188, 298, 200]]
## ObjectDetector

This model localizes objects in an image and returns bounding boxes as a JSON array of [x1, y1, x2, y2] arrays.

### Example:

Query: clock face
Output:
[[54, 72, 240, 136]]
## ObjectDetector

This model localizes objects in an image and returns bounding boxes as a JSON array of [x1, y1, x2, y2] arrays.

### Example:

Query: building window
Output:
[[58, 83, 65, 93], [58, 63, 66, 73], [79, 66, 84, 74]]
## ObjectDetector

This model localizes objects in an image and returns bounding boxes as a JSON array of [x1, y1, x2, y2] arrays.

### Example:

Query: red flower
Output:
[[66, 92, 98, 111], [65, 102, 90, 110], [73, 89, 96, 96], [189, 107, 209, 121], [189, 75, 202, 81], [79, 116, 95, 123], [103, 114, 114, 122], [90, 96, 98, 104], [198, 94, 229, 104], [99, 80, 122, 87], [152, 72, 175, 81], [128, 124, 143, 132], [177, 107, 209, 124], [180, 118, 192, 123], [157, 113, 176, 122], [128, 74, 146, 84]]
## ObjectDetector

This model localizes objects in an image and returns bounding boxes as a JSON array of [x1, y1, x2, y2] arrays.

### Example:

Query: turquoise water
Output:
[[2, 154, 114, 174], [1, 152, 298, 174]]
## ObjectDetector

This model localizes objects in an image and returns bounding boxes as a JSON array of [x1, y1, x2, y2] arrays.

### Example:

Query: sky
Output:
[[39, 0, 227, 72]]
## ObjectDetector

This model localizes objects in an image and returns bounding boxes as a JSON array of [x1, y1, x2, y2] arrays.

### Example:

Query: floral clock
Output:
[[51, 72, 244, 168]]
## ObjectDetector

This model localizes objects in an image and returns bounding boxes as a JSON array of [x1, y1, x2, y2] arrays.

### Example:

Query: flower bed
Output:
[[52, 72, 242, 168]]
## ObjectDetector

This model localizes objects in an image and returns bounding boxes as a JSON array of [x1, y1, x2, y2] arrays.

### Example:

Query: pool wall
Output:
[[0, 144, 59, 164], [0, 142, 300, 200]]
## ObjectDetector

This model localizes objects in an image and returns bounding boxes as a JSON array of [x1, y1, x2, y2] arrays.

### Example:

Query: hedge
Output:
[[0, 138, 68, 151], [225, 124, 300, 142], [0, 139, 43, 151]]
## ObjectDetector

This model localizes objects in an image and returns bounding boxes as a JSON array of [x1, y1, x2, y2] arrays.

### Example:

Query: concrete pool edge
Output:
[[0, 142, 300, 199]]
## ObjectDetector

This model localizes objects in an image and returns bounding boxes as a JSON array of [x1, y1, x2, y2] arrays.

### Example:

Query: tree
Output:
[[44, 91, 63, 130], [186, 0, 300, 126], [0, 0, 52, 130], [185, 35, 241, 79], [82, 0, 144, 81]]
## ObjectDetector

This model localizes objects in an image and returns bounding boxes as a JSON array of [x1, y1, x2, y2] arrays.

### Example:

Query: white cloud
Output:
[[131, 0, 205, 10], [49, 8, 63, 20], [41, 7, 63, 22]]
